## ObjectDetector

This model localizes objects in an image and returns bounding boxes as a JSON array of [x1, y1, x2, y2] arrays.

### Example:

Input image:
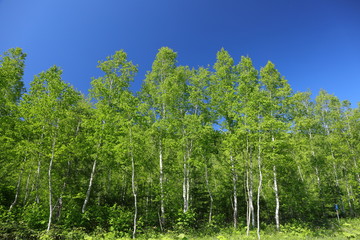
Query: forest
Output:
[[0, 47, 359, 239]]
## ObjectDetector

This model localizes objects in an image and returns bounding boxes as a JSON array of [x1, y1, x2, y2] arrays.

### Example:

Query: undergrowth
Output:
[[3, 218, 359, 240]]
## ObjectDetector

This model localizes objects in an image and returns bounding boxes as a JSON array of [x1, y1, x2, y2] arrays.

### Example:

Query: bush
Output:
[[108, 204, 133, 237], [175, 209, 196, 232]]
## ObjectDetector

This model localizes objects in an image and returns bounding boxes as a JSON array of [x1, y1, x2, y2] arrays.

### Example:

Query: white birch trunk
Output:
[[345, 179, 354, 216], [183, 154, 188, 213], [130, 128, 138, 239], [82, 121, 104, 214], [204, 165, 213, 223], [246, 168, 255, 235], [231, 155, 238, 228], [36, 159, 41, 204], [23, 172, 31, 204], [183, 139, 191, 213], [271, 134, 280, 231], [257, 139, 262, 240], [245, 170, 251, 236], [273, 165, 280, 231], [9, 155, 26, 211], [82, 159, 96, 213], [35, 126, 45, 204], [344, 113, 360, 184], [159, 140, 165, 229], [47, 133, 57, 232]]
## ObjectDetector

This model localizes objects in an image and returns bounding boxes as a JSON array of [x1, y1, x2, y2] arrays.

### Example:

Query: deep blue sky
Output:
[[1, 0, 359, 105]]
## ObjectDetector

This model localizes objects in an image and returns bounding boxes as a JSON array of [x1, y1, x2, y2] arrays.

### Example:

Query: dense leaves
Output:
[[0, 47, 359, 238]]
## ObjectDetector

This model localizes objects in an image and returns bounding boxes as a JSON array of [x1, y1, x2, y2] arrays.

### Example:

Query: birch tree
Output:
[[84, 50, 138, 215], [260, 61, 292, 231], [210, 49, 240, 228], [20, 66, 82, 231], [141, 47, 178, 229], [0, 48, 26, 209]]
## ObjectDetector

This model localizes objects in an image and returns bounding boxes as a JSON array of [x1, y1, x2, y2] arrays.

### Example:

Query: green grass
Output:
[[39, 218, 360, 240]]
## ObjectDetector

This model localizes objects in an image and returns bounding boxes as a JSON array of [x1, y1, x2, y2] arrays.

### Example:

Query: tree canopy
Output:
[[0, 47, 359, 239]]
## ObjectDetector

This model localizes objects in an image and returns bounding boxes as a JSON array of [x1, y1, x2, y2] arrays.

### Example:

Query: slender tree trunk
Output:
[[257, 138, 262, 240], [345, 178, 354, 217], [297, 165, 304, 182], [183, 154, 188, 213], [246, 168, 255, 235], [246, 138, 255, 235], [344, 113, 360, 184], [47, 133, 57, 232], [82, 159, 96, 213], [23, 172, 31, 204], [9, 155, 27, 211], [332, 161, 345, 214], [273, 165, 280, 231], [231, 155, 238, 229], [82, 121, 104, 214], [205, 165, 213, 224], [246, 170, 251, 235], [270, 134, 280, 231], [83, 131, 102, 212], [35, 159, 41, 204], [132, 157, 137, 239], [56, 159, 71, 221], [159, 140, 165, 229], [183, 139, 191, 213], [35, 126, 45, 204], [130, 128, 138, 239], [315, 167, 321, 191], [352, 155, 360, 184], [9, 171, 22, 211], [348, 184, 356, 217], [250, 167, 255, 227]]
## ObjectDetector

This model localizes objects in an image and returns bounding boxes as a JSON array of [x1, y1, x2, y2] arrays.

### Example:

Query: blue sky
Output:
[[1, 0, 359, 105]]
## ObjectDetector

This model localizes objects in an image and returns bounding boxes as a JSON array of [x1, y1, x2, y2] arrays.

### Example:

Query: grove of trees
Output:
[[0, 47, 359, 239]]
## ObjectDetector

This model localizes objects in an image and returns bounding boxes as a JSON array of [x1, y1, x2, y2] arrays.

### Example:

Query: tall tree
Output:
[[140, 47, 179, 229], [234, 56, 260, 234], [20, 66, 82, 231], [84, 50, 138, 216], [210, 49, 240, 228], [0, 48, 26, 208], [260, 61, 292, 231]]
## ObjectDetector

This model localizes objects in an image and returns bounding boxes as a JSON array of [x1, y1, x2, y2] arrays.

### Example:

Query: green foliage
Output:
[[1, 47, 360, 238], [108, 204, 133, 237], [22, 203, 48, 230], [175, 209, 196, 231]]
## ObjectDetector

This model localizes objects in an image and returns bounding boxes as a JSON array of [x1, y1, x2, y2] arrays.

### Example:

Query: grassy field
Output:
[[37, 218, 360, 240]]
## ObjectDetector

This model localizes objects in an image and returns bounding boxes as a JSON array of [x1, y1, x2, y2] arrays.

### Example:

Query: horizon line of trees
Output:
[[1, 47, 359, 239]]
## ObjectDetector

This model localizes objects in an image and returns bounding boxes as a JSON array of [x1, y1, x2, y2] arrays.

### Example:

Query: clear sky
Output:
[[1, 0, 359, 105]]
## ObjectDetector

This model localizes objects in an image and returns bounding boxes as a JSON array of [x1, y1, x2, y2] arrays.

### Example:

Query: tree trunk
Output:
[[246, 168, 255, 235], [23, 172, 31, 204], [35, 126, 45, 204], [345, 178, 354, 217], [231, 155, 238, 229], [183, 139, 192, 213], [246, 139, 255, 235], [257, 139, 262, 240], [130, 128, 137, 239], [82, 159, 96, 213], [9, 155, 26, 211], [205, 165, 213, 224], [35, 159, 41, 204], [159, 140, 165, 229], [47, 133, 57, 232], [273, 165, 280, 231], [183, 154, 188, 213], [82, 121, 104, 214]]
